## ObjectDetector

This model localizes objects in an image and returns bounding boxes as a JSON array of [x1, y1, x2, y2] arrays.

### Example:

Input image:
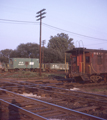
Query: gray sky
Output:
[[0, 0, 107, 51]]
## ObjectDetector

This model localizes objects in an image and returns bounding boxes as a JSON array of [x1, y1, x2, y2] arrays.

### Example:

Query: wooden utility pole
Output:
[[42, 40, 46, 64], [65, 53, 66, 73], [36, 9, 46, 76]]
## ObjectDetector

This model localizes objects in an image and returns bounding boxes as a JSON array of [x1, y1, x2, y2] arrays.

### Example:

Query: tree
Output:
[[47, 33, 74, 62], [43, 48, 63, 63], [0, 49, 13, 58], [0, 49, 13, 63], [0, 33, 74, 63], [10, 50, 20, 58], [13, 43, 39, 58], [48, 33, 74, 52]]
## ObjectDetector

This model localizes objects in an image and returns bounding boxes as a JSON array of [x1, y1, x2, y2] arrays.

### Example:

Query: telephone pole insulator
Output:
[[36, 9, 46, 76]]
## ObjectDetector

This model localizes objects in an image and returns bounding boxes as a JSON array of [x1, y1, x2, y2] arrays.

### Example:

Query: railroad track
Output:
[[0, 81, 107, 119], [0, 78, 107, 89], [0, 88, 105, 120], [1, 81, 107, 101]]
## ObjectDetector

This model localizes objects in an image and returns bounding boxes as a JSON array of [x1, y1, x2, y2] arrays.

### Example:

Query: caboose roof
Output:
[[66, 48, 107, 55]]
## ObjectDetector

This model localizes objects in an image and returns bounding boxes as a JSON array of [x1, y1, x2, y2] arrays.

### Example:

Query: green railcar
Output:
[[9, 58, 39, 70]]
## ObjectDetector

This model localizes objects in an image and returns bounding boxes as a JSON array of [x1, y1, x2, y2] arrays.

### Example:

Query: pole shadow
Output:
[[8, 99, 21, 120], [0, 101, 2, 120]]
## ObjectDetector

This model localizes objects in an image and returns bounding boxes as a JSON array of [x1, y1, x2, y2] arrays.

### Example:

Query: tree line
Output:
[[0, 33, 74, 63]]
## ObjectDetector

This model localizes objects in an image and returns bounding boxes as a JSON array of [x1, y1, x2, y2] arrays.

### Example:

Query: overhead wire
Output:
[[0, 18, 107, 42], [0, 19, 38, 24], [42, 23, 107, 41], [85, 41, 107, 46]]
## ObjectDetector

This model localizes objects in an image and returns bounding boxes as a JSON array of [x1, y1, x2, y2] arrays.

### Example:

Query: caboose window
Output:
[[86, 56, 90, 63], [97, 55, 102, 65]]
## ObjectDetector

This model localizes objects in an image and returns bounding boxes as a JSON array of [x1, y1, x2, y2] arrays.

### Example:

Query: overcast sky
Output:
[[0, 0, 107, 51]]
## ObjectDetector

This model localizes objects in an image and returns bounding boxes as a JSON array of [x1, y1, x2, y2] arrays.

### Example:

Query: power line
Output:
[[0, 18, 107, 41], [42, 23, 107, 41], [0, 18, 38, 24], [86, 41, 107, 46]]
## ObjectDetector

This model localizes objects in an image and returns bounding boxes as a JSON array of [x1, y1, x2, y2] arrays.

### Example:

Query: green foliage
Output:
[[0, 33, 75, 64], [48, 33, 74, 51], [0, 49, 13, 63], [10, 43, 39, 58], [44, 48, 63, 63], [47, 33, 74, 63]]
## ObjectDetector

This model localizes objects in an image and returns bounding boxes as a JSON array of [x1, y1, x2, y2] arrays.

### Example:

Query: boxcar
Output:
[[9, 58, 39, 71], [66, 48, 107, 82]]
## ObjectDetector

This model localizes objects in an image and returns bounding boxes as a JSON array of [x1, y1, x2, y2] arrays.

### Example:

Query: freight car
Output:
[[8, 58, 39, 72], [43, 63, 69, 72], [0, 58, 69, 72], [66, 48, 107, 83]]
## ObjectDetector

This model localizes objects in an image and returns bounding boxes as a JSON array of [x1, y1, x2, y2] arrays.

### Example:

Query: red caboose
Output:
[[66, 48, 107, 82]]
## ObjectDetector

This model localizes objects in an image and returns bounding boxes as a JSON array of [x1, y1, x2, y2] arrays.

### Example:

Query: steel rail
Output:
[[10, 80, 107, 98], [8, 86, 107, 105], [25, 86, 107, 102], [1, 81, 107, 98], [26, 82, 107, 98], [2, 82, 107, 101], [1, 82, 107, 105], [5, 85, 107, 101], [0, 99, 47, 120], [0, 88, 106, 120]]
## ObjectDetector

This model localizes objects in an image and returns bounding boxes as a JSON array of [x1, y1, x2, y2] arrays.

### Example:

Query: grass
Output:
[[0, 71, 48, 79], [91, 87, 107, 92], [0, 71, 66, 80], [84, 87, 107, 93]]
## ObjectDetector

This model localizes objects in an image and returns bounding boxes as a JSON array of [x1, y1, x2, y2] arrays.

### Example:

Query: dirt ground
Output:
[[0, 71, 107, 95], [80, 86, 107, 95]]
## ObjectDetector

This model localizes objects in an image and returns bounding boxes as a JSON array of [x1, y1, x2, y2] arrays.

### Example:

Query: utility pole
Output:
[[36, 9, 46, 76], [65, 53, 66, 73], [42, 40, 46, 64]]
